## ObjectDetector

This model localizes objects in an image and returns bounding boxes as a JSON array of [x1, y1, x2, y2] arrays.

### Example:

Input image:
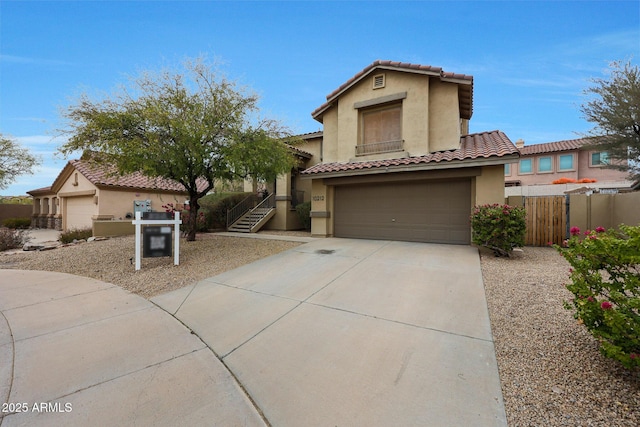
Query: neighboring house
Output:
[[288, 60, 520, 244], [505, 138, 633, 196], [27, 160, 206, 231]]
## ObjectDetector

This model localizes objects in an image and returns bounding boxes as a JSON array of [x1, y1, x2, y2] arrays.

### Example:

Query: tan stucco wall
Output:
[[428, 79, 461, 152], [474, 165, 506, 206], [310, 179, 334, 237], [570, 192, 640, 232], [613, 192, 640, 226], [321, 71, 464, 163], [98, 189, 187, 220]]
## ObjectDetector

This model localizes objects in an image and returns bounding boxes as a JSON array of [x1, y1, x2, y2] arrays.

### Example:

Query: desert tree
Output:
[[580, 60, 640, 179], [0, 134, 40, 191], [59, 58, 297, 241]]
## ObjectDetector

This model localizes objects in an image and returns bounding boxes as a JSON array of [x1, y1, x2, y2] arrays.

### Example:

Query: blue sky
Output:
[[1, 0, 638, 195]]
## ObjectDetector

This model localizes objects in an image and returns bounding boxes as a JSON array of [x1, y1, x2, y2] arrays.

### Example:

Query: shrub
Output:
[[59, 228, 93, 244], [295, 201, 311, 231], [470, 204, 526, 257], [162, 203, 208, 233], [2, 217, 31, 229], [0, 227, 31, 251], [555, 225, 640, 369], [201, 192, 253, 229]]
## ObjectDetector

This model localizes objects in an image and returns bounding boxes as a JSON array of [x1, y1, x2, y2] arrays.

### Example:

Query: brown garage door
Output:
[[334, 179, 471, 244]]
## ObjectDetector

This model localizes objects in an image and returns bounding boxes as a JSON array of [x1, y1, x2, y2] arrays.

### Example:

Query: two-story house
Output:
[[295, 60, 519, 244], [505, 138, 633, 196]]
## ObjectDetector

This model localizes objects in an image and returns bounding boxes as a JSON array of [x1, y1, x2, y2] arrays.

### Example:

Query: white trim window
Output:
[[591, 151, 609, 167], [538, 156, 553, 173], [558, 154, 575, 171], [519, 159, 533, 175]]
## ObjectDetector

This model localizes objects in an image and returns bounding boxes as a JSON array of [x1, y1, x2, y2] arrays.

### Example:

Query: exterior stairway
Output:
[[227, 193, 276, 233]]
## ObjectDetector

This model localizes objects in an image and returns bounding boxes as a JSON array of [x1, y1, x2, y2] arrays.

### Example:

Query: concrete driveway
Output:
[[152, 238, 506, 426]]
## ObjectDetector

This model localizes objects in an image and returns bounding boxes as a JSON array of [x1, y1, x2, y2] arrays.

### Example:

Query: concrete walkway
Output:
[[1, 238, 506, 426]]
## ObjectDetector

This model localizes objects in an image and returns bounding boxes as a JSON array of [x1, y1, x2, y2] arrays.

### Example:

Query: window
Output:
[[504, 164, 511, 176], [591, 151, 609, 166], [559, 154, 574, 171], [519, 159, 532, 174], [538, 157, 552, 173], [357, 103, 402, 156]]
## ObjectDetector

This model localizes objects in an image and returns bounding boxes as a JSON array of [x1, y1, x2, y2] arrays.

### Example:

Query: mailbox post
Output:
[[132, 211, 181, 271]]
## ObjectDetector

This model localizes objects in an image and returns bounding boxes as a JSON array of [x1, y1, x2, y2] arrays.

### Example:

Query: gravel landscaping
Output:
[[0, 232, 302, 298], [481, 247, 639, 426], [1, 236, 638, 425]]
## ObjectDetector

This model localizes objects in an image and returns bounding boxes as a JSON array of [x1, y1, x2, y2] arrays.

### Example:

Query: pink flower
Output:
[[547, 241, 553, 246], [601, 301, 613, 310], [587, 296, 595, 302], [584, 230, 591, 235], [569, 268, 573, 273], [631, 354, 639, 360], [570, 226, 580, 236], [588, 235, 597, 240], [595, 226, 606, 233]]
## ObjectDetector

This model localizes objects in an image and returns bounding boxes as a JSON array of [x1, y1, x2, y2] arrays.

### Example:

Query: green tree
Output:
[[59, 58, 297, 241], [0, 134, 40, 191], [580, 60, 640, 179]]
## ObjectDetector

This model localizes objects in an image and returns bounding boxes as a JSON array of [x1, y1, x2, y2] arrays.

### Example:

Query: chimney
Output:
[[515, 139, 525, 149]]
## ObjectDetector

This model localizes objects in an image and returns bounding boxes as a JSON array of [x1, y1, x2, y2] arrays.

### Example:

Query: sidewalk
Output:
[[0, 270, 265, 426]]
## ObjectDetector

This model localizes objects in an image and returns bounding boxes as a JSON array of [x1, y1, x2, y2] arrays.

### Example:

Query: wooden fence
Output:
[[523, 196, 567, 246]]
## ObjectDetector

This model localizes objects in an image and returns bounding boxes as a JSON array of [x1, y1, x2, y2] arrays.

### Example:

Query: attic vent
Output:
[[373, 74, 385, 89]]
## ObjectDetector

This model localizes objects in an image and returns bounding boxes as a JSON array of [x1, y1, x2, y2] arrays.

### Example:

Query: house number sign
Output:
[[312, 195, 325, 201]]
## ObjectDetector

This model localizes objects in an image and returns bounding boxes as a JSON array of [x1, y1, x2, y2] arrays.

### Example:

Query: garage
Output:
[[65, 196, 96, 230], [334, 179, 471, 244]]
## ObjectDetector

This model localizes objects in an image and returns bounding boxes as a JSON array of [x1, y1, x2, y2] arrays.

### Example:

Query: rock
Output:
[[23, 243, 44, 251]]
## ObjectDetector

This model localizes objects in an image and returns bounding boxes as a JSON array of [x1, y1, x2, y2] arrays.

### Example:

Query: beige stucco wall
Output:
[[613, 192, 640, 226], [428, 79, 461, 152], [321, 71, 464, 163], [98, 189, 187, 220], [570, 192, 640, 232], [474, 165, 506, 206], [310, 179, 334, 237]]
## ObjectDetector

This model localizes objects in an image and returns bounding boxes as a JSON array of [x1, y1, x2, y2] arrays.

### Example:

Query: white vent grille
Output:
[[373, 74, 385, 89]]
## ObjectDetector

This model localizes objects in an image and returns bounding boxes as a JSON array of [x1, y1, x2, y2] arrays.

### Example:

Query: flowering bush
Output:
[[555, 225, 640, 369], [163, 203, 208, 233], [470, 204, 526, 257]]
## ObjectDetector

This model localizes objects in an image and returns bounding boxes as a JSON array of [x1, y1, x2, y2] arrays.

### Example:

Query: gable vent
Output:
[[373, 74, 385, 89]]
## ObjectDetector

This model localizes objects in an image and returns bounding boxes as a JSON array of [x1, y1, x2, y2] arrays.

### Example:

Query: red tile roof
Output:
[[519, 138, 594, 155], [52, 160, 209, 193], [312, 60, 474, 121], [301, 130, 517, 176]]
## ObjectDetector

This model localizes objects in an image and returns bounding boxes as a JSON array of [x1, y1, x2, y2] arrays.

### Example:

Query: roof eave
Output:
[[300, 154, 519, 180]]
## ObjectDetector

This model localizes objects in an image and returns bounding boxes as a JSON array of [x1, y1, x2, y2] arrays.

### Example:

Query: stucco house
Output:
[[285, 60, 520, 244], [28, 159, 206, 231], [505, 137, 633, 196]]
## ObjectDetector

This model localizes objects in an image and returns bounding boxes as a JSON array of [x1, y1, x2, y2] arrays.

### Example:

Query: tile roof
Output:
[[26, 186, 54, 196], [54, 160, 209, 193], [301, 130, 518, 176], [312, 60, 474, 122], [519, 138, 594, 155]]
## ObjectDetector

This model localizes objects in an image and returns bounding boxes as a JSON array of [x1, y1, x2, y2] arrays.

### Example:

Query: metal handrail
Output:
[[246, 193, 275, 228], [227, 193, 259, 228], [355, 139, 404, 156]]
